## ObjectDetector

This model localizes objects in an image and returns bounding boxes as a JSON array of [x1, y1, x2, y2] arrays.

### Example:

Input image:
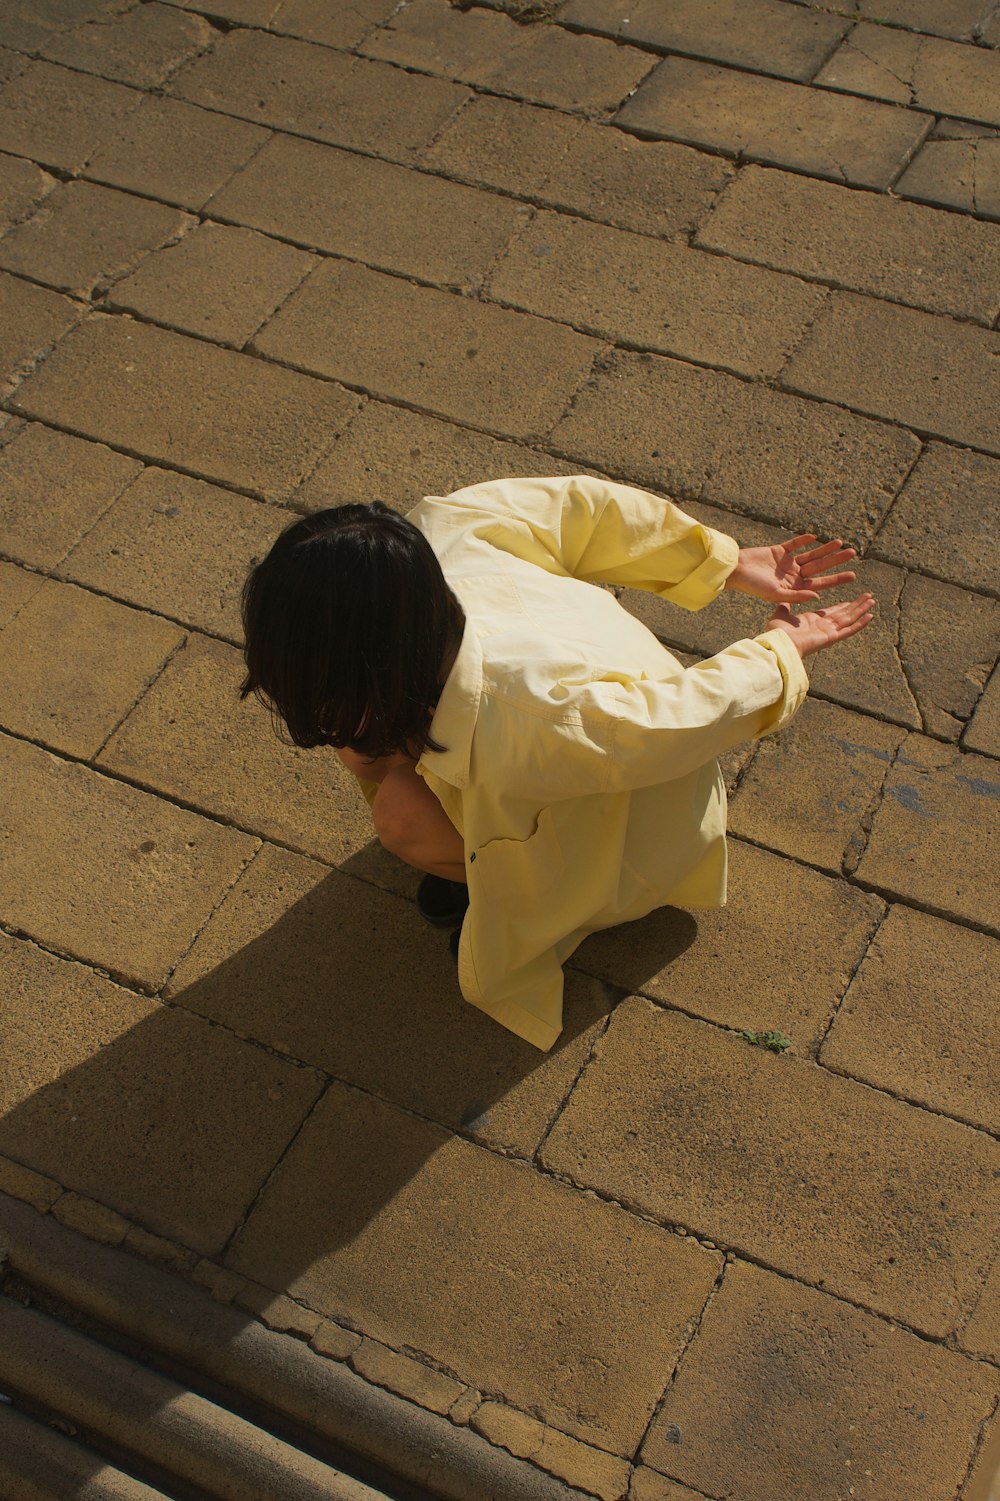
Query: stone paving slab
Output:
[[224, 1076, 722, 1454], [850, 0, 999, 40], [250, 257, 603, 440], [541, 995, 1000, 1335], [267, 0, 401, 51], [0, 0, 123, 55], [643, 1258, 1000, 1501], [0, 731, 255, 989], [489, 208, 827, 379], [38, 1, 214, 89], [572, 837, 882, 1051], [0, 420, 141, 569], [817, 22, 1000, 126], [728, 697, 906, 872], [616, 54, 930, 188], [208, 131, 525, 288], [964, 1258, 1000, 1364], [965, 665, 999, 756], [561, 0, 850, 81], [629, 1472, 703, 1501], [166, 841, 613, 1158], [0, 179, 190, 299], [550, 348, 919, 543], [83, 96, 271, 212], [423, 96, 734, 240], [856, 735, 1000, 929], [694, 162, 1000, 322], [0, 272, 81, 397], [97, 632, 377, 864], [0, 576, 182, 759], [105, 221, 317, 349], [896, 119, 1000, 220], [782, 291, 1000, 456], [171, 31, 469, 162], [10, 313, 360, 499], [0, 60, 142, 173], [58, 465, 287, 641], [0, 930, 322, 1258], [871, 441, 1000, 597], [0, 151, 55, 235], [821, 905, 999, 1133], [0, 558, 42, 626]]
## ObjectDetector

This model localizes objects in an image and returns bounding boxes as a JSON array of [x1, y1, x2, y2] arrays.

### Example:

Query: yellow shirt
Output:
[[407, 476, 809, 1052]]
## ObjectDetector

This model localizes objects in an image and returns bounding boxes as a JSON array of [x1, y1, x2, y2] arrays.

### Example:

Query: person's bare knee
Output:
[[371, 766, 423, 856]]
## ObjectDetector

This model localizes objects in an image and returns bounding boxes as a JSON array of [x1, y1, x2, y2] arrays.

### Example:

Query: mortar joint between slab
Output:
[[812, 898, 888, 1061]]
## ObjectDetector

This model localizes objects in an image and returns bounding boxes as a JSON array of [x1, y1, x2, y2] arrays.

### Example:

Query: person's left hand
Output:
[[724, 534, 857, 604]]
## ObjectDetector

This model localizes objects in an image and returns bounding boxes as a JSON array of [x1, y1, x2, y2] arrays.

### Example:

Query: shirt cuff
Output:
[[755, 626, 810, 723], [660, 527, 740, 612]]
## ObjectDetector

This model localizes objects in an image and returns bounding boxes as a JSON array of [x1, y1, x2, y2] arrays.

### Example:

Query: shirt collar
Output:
[[418, 614, 482, 790]]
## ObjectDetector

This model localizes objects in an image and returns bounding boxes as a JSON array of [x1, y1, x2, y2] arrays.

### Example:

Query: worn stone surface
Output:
[[0, 60, 141, 172], [292, 401, 582, 516], [0, 152, 55, 234], [562, 0, 850, 81], [574, 838, 882, 1051], [0, 929, 321, 1257], [171, 31, 468, 162], [629, 1471, 704, 1501], [617, 55, 929, 189], [644, 1258, 1000, 1501], [310, 1320, 362, 1361], [965, 665, 1000, 756], [166, 842, 614, 1157], [11, 314, 360, 499], [892, 572, 999, 740], [270, 0, 400, 49], [728, 697, 907, 873], [472, 1401, 545, 1458], [896, 123, 1000, 220], [425, 96, 734, 239], [531, 1426, 632, 1500], [855, 0, 998, 40], [363, 0, 654, 112], [784, 291, 1000, 456], [0, 1153, 62, 1213], [251, 257, 602, 440], [59, 465, 288, 641], [106, 221, 316, 348], [41, 3, 213, 89], [856, 735, 1000, 929], [542, 995, 1000, 1334], [224, 1078, 721, 1453], [123, 1225, 198, 1273], [191, 1259, 250, 1304], [0, 0, 120, 55], [0, 180, 189, 299], [821, 905, 999, 1133], [817, 22, 1000, 126], [552, 350, 919, 544], [209, 132, 524, 288], [0, 577, 182, 758], [0, 731, 255, 988], [51, 1192, 129, 1245], [0, 560, 42, 629], [695, 163, 1000, 321], [963, 1257, 1000, 1363], [0, 272, 81, 396], [490, 209, 826, 379], [0, 420, 141, 569], [872, 441, 1000, 596], [351, 1340, 465, 1416], [84, 95, 270, 210], [97, 634, 377, 864]]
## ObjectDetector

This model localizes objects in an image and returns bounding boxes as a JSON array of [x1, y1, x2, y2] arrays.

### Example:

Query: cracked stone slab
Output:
[[782, 291, 1000, 456], [964, 663, 999, 756], [856, 734, 1000, 928], [572, 837, 882, 1051], [489, 208, 827, 380], [10, 313, 360, 499], [0, 731, 256, 989], [821, 905, 1000, 1133], [896, 118, 1000, 220], [266, 0, 400, 50], [0, 576, 183, 759], [727, 697, 907, 874], [963, 1256, 1000, 1363], [871, 441, 1000, 596], [561, 0, 850, 82], [224, 1077, 722, 1454], [0, 272, 81, 398], [0, 930, 323, 1257], [817, 22, 1000, 127], [550, 349, 919, 544], [97, 633, 378, 866], [0, 560, 44, 628], [0, 180, 191, 300], [855, 0, 999, 40], [0, 153, 56, 236], [40, 2, 214, 90], [58, 466, 288, 642], [0, 421, 141, 569], [0, 0, 125, 54], [540, 995, 1000, 1335], [695, 163, 1000, 322], [0, 60, 142, 174], [616, 55, 929, 190], [166, 842, 613, 1158], [643, 1258, 1000, 1501]]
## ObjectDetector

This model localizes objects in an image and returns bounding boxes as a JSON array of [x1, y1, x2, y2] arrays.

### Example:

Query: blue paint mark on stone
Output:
[[957, 774, 1000, 801], [886, 784, 933, 816]]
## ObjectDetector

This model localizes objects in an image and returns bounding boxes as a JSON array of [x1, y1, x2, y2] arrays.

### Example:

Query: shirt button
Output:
[[469, 852, 477, 862]]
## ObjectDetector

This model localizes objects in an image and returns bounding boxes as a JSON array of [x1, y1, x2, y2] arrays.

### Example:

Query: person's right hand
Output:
[[766, 594, 875, 657]]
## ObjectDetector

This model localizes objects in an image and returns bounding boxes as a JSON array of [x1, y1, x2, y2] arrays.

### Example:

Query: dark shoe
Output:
[[417, 874, 469, 928]]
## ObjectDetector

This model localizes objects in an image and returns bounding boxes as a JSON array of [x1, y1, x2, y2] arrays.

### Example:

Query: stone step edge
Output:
[[0, 1187, 626, 1501]]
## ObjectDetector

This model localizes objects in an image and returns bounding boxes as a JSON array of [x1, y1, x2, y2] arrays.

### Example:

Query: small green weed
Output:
[[739, 1029, 792, 1054]]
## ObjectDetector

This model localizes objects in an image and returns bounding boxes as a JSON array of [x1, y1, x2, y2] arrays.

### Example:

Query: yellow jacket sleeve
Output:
[[426, 474, 739, 611]]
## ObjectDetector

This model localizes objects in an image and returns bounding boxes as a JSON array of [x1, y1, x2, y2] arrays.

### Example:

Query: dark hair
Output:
[[240, 503, 464, 758]]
